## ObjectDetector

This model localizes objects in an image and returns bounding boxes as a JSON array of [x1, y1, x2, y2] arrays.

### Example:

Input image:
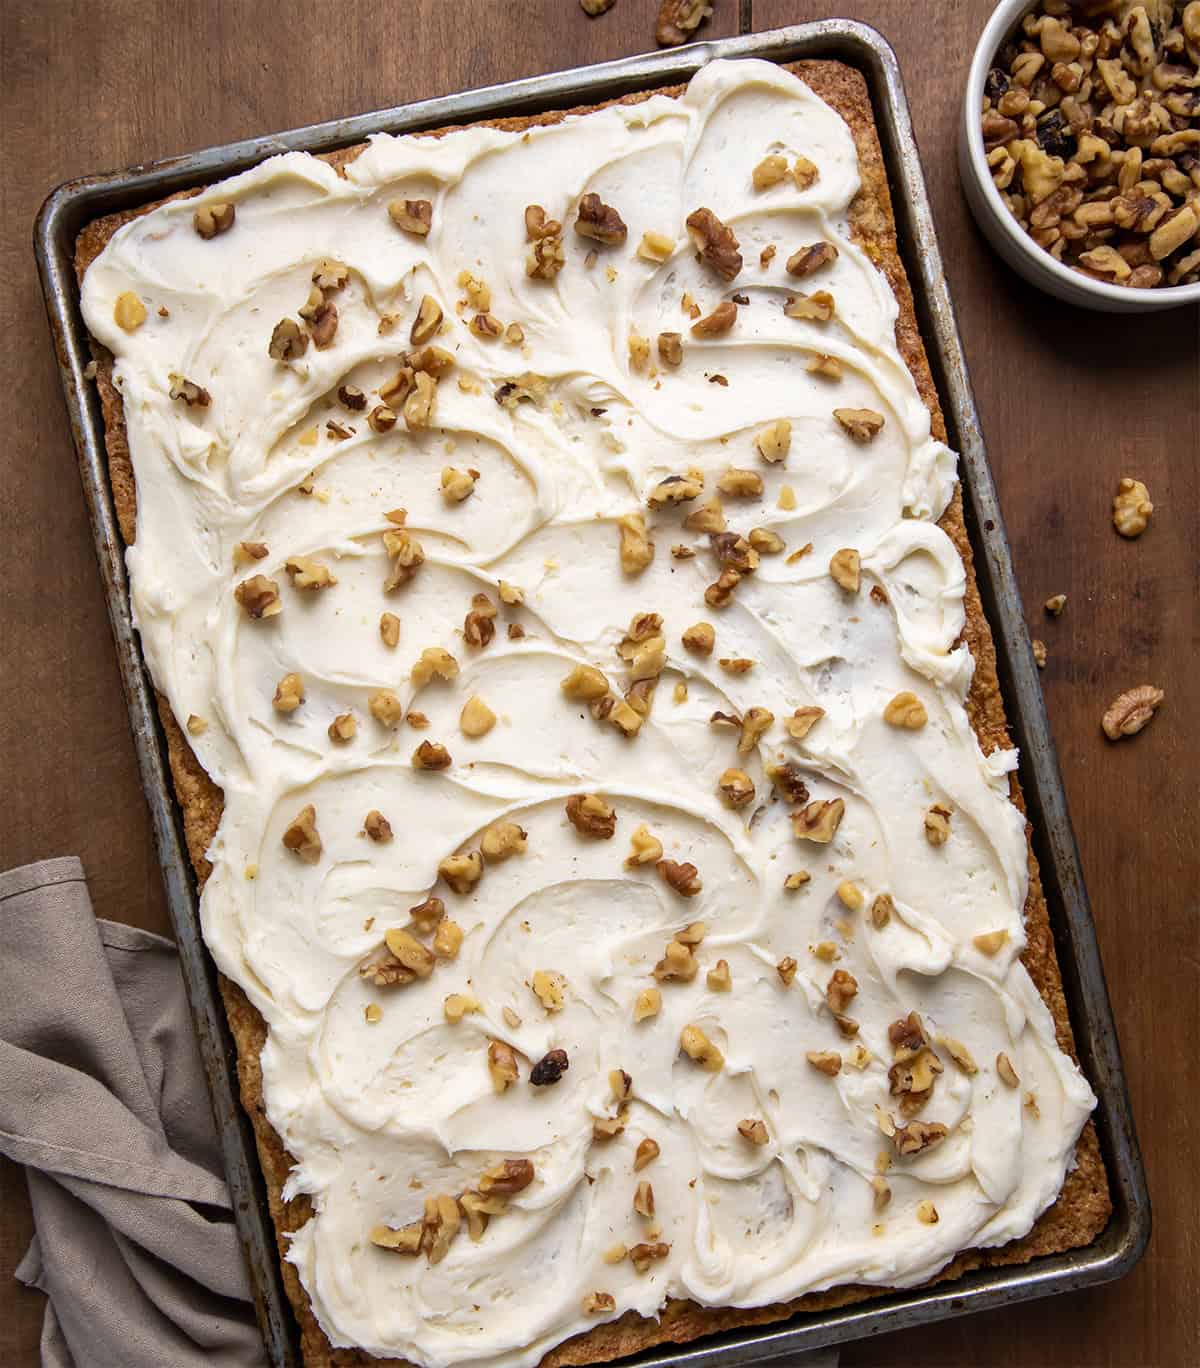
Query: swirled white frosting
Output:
[[81, 59, 1095, 1368]]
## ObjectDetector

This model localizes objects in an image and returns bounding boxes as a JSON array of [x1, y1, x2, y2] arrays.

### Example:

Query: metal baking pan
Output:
[[35, 20, 1149, 1368]]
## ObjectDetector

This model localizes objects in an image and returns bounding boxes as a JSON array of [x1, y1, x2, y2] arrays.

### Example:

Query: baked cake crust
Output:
[[76, 59, 1110, 1368]]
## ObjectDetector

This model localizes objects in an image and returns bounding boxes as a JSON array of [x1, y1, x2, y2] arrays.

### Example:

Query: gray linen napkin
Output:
[[0, 857, 264, 1368]]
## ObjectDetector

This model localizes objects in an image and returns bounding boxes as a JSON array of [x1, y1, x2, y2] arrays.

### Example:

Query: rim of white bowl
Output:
[[964, 0, 1200, 307]]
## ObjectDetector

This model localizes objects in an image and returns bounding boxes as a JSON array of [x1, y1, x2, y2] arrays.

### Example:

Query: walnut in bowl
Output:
[[960, 0, 1200, 311]]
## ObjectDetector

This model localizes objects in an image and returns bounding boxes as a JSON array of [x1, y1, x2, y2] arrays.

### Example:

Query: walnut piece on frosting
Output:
[[679, 1024, 723, 1071], [388, 198, 432, 236], [575, 193, 627, 245], [566, 793, 616, 838], [685, 207, 742, 280], [235, 575, 281, 620], [282, 805, 321, 863]]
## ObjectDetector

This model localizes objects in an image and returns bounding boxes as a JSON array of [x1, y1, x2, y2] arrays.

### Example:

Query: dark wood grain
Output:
[[1, 1, 1195, 1365]]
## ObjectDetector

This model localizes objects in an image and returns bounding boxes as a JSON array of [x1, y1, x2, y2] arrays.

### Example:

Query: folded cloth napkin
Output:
[[0, 857, 264, 1368]]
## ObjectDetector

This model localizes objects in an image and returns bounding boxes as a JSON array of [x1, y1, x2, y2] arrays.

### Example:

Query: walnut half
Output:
[[1101, 685, 1164, 740], [685, 207, 742, 280]]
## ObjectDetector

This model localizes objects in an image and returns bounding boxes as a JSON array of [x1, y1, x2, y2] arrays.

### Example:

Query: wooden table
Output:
[[1, 2, 1195, 1363]]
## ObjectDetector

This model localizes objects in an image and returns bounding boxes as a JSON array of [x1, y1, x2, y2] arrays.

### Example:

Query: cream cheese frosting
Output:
[[81, 58, 1095, 1368]]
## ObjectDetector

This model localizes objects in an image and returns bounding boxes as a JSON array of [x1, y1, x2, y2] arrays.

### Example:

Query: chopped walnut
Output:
[[531, 969, 567, 1013], [807, 353, 843, 380], [432, 919, 465, 963], [829, 548, 861, 593], [628, 329, 651, 373], [1044, 593, 1067, 616], [924, 804, 952, 846], [1032, 638, 1048, 669], [413, 740, 452, 771], [469, 312, 504, 342], [582, 1292, 616, 1315], [826, 969, 859, 1016], [439, 850, 483, 894], [375, 612, 400, 650], [786, 242, 839, 278], [996, 1052, 1021, 1088], [388, 198, 432, 235], [411, 295, 443, 346], [748, 527, 785, 554], [284, 555, 336, 590], [736, 706, 773, 755], [457, 695, 495, 739], [784, 870, 811, 892], [617, 513, 654, 575], [719, 657, 754, 675], [780, 708, 824, 745], [626, 824, 663, 867], [487, 1040, 519, 1092], [272, 672, 305, 713], [718, 768, 755, 809], [309, 300, 339, 350], [409, 896, 445, 931], [268, 317, 307, 361], [684, 496, 726, 534], [784, 290, 834, 322], [593, 1112, 627, 1141], [870, 893, 894, 930], [752, 154, 789, 190], [793, 156, 819, 189], [705, 958, 733, 993], [807, 1050, 842, 1077], [575, 193, 627, 245], [883, 692, 928, 730], [369, 689, 404, 727], [716, 467, 764, 498], [755, 418, 792, 464], [634, 988, 662, 1022], [634, 1137, 660, 1171], [337, 385, 366, 412], [776, 956, 798, 986], [653, 938, 699, 983], [186, 714, 207, 736], [792, 798, 845, 844], [193, 201, 235, 239], [168, 375, 211, 408], [657, 860, 702, 898], [443, 992, 480, 1024], [459, 1188, 509, 1241], [679, 1024, 723, 1071], [766, 763, 808, 805], [871, 1176, 892, 1211], [561, 664, 610, 702], [1102, 684, 1164, 740], [657, 331, 683, 367], [368, 404, 397, 433], [384, 927, 436, 979], [893, 1120, 948, 1156], [369, 1222, 422, 1254], [233, 541, 268, 568], [973, 928, 1009, 957], [411, 647, 459, 687], [939, 1035, 978, 1076], [464, 593, 498, 649], [565, 794, 616, 839], [690, 300, 738, 338], [685, 207, 742, 280], [638, 230, 677, 262], [364, 810, 393, 843], [475, 821, 525, 865], [647, 472, 703, 508], [629, 1240, 671, 1273], [478, 1158, 535, 1195], [282, 805, 322, 862], [834, 408, 885, 442], [530, 1048, 569, 1086], [1112, 478, 1153, 537], [632, 1180, 655, 1218], [113, 291, 147, 331], [234, 575, 282, 620], [681, 622, 715, 657], [710, 531, 759, 574], [916, 1199, 939, 1226], [403, 370, 437, 430], [656, 0, 712, 46]]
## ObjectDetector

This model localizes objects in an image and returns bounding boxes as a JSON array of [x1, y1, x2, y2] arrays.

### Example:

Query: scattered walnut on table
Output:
[[656, 0, 712, 46], [1101, 684, 1164, 740], [1112, 477, 1154, 537], [1032, 637, 1048, 668]]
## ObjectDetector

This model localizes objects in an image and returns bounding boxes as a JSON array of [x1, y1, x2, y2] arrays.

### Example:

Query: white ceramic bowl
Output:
[[958, 0, 1200, 313]]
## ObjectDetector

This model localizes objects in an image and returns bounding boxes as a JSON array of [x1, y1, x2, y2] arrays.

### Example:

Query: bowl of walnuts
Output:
[[959, 0, 1200, 311]]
